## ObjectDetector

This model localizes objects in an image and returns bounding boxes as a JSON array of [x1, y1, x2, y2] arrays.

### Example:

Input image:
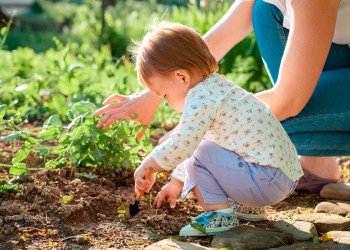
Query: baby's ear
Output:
[[174, 70, 191, 86]]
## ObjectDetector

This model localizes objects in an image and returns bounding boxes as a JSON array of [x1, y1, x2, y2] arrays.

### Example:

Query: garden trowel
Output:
[[129, 169, 153, 217]]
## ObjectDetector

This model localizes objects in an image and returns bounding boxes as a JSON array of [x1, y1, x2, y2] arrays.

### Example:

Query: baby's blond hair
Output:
[[133, 22, 218, 86]]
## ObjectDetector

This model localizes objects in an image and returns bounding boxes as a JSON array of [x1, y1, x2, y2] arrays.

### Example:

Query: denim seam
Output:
[[296, 146, 350, 149], [283, 113, 350, 127], [277, 18, 287, 45]]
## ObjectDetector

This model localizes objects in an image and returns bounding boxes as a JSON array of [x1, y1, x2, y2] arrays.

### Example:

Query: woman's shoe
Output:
[[295, 169, 338, 193]]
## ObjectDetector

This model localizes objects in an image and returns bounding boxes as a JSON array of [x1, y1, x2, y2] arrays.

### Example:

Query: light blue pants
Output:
[[252, 0, 350, 156], [182, 140, 297, 207]]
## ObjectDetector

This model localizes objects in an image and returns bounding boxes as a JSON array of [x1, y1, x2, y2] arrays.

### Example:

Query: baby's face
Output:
[[145, 73, 190, 112]]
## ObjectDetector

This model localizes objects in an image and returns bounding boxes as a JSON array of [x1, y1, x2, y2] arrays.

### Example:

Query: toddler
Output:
[[133, 21, 303, 236]]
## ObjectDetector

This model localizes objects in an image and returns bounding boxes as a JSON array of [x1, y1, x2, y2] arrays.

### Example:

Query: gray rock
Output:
[[211, 225, 292, 250], [273, 220, 317, 241], [294, 213, 350, 232], [4, 214, 24, 222], [269, 241, 350, 250], [145, 239, 214, 250], [314, 200, 350, 216], [327, 231, 350, 244], [320, 183, 350, 201]]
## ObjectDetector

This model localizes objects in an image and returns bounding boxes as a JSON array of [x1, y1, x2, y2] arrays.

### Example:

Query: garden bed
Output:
[[0, 136, 349, 249]]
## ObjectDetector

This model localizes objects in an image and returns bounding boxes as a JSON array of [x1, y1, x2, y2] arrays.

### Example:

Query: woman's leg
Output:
[[252, 0, 350, 188]]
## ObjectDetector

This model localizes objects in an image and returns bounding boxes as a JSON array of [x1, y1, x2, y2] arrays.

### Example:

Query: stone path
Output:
[[145, 183, 350, 250]]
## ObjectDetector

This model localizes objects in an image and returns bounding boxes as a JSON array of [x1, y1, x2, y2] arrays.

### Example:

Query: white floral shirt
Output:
[[150, 73, 303, 181]]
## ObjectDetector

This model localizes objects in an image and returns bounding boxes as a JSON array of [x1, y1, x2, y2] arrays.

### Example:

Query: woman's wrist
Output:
[[143, 89, 164, 105]]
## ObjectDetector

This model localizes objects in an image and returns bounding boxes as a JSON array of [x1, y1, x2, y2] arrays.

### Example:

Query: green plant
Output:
[[40, 101, 153, 169], [0, 102, 153, 191]]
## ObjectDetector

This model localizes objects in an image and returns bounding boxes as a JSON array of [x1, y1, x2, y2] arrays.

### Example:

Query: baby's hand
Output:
[[154, 177, 184, 208], [134, 165, 154, 197], [134, 155, 163, 198]]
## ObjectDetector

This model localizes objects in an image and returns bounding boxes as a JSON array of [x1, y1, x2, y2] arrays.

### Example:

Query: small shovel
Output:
[[129, 169, 153, 217]]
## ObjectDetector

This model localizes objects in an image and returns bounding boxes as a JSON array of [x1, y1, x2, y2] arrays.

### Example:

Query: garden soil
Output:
[[0, 139, 349, 249]]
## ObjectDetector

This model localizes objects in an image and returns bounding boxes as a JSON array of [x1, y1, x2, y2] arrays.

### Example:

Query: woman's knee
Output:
[[252, 0, 284, 29]]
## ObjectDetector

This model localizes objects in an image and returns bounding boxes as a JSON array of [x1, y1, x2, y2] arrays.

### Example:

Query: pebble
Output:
[[4, 214, 24, 222], [211, 225, 292, 249], [273, 220, 317, 241], [144, 239, 211, 250], [293, 213, 350, 232], [320, 183, 350, 201], [314, 200, 350, 216], [327, 230, 350, 244]]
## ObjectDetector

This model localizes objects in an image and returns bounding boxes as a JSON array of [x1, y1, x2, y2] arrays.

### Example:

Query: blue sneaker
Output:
[[228, 199, 267, 221], [179, 210, 238, 237]]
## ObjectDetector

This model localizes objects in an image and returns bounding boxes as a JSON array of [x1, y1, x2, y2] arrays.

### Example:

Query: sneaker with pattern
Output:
[[228, 199, 267, 221], [179, 210, 238, 236]]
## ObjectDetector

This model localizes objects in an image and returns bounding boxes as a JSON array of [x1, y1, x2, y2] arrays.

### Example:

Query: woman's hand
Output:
[[94, 89, 163, 138], [154, 177, 184, 209]]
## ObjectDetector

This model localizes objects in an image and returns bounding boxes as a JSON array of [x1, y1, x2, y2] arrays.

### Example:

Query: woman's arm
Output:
[[203, 0, 255, 61], [255, 0, 340, 121], [94, 1, 255, 130]]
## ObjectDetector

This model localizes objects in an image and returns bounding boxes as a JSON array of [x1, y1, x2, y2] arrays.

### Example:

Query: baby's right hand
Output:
[[154, 178, 184, 208]]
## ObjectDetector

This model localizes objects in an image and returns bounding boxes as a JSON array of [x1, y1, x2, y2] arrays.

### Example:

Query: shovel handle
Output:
[[136, 169, 153, 201]]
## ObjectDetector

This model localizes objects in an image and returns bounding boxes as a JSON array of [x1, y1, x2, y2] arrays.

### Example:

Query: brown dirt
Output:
[[0, 138, 349, 250]]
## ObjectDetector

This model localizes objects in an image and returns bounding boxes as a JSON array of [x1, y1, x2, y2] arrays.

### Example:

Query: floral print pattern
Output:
[[151, 73, 303, 181]]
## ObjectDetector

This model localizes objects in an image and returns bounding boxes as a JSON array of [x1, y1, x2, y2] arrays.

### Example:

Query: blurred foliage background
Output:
[[1, 0, 271, 126]]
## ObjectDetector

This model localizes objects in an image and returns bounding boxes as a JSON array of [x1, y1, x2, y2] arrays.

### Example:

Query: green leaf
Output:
[[0, 104, 6, 119], [9, 163, 27, 176], [134, 125, 145, 135], [11, 148, 30, 164], [60, 195, 72, 204], [190, 222, 207, 234], [313, 236, 321, 243], [0, 180, 18, 192], [44, 115, 62, 128], [75, 172, 98, 180], [1, 27, 7, 36], [71, 102, 96, 116], [19, 133, 39, 144], [38, 127, 61, 140], [45, 159, 61, 169], [67, 110, 75, 121], [1, 132, 21, 141], [68, 63, 83, 72]]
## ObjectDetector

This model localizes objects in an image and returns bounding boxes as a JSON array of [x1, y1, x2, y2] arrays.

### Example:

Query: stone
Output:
[[145, 239, 213, 250], [211, 225, 292, 250], [327, 231, 350, 244], [269, 241, 349, 250], [273, 220, 317, 241], [314, 200, 350, 216], [293, 213, 350, 232], [4, 214, 24, 222], [320, 183, 350, 201]]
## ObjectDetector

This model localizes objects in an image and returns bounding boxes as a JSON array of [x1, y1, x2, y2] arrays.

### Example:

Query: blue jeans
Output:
[[252, 0, 350, 156]]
